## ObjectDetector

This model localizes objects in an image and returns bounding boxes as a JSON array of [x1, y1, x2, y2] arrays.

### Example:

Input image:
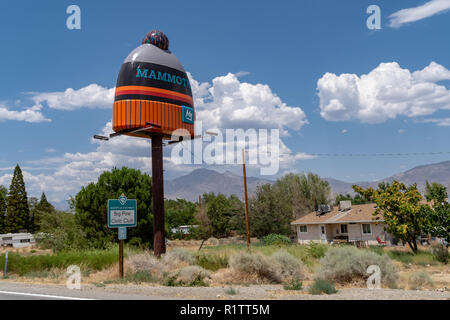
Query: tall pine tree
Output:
[[0, 186, 7, 233], [5, 165, 30, 233], [33, 192, 55, 232]]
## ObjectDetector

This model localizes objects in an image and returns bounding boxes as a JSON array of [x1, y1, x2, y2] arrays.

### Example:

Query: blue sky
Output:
[[0, 0, 450, 206]]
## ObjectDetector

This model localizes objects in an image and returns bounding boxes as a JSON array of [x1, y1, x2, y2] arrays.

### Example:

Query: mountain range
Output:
[[164, 160, 450, 201]]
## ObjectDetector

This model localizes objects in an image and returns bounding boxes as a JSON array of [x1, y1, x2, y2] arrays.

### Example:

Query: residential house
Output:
[[291, 201, 392, 246]]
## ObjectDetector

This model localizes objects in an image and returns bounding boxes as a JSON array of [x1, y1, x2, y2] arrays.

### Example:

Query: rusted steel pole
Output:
[[242, 149, 251, 249], [152, 135, 166, 256]]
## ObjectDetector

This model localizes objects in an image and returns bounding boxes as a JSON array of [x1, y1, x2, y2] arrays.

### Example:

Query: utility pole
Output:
[[152, 135, 165, 257], [242, 149, 251, 249]]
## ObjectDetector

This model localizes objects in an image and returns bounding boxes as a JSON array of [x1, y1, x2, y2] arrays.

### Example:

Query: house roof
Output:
[[291, 203, 384, 225]]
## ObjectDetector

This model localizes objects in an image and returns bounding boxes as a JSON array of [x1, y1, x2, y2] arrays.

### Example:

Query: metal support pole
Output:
[[242, 149, 251, 250], [119, 240, 124, 278], [152, 135, 166, 256], [3, 251, 8, 278]]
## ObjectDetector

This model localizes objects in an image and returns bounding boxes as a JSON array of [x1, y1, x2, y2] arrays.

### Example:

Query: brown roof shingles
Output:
[[291, 203, 384, 225]]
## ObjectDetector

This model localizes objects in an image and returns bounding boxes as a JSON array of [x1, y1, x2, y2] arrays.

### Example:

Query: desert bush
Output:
[[431, 241, 449, 264], [261, 234, 291, 246], [309, 279, 337, 295], [409, 271, 434, 290], [127, 252, 160, 272], [368, 245, 385, 256], [316, 246, 398, 288], [196, 253, 228, 271], [306, 242, 328, 259], [165, 265, 210, 287], [162, 248, 194, 265], [229, 251, 281, 283], [125, 270, 155, 284], [283, 278, 303, 290], [205, 237, 220, 246], [271, 250, 305, 280]]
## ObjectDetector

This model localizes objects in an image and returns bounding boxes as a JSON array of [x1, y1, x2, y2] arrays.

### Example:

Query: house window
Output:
[[340, 224, 348, 234], [362, 224, 372, 234], [299, 225, 307, 233]]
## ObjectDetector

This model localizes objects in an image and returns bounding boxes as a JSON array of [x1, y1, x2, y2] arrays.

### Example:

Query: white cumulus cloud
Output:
[[317, 61, 450, 124], [0, 103, 50, 123], [32, 84, 115, 110], [189, 72, 308, 136], [389, 0, 450, 28]]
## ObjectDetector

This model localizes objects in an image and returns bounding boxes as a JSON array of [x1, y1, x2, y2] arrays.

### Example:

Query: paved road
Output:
[[0, 280, 449, 300]]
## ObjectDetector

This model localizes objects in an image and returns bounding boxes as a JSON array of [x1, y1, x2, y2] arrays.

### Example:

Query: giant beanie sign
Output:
[[112, 30, 195, 139], [104, 30, 196, 258]]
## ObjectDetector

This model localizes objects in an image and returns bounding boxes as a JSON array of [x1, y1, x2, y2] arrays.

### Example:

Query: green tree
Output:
[[192, 195, 212, 240], [200, 193, 243, 238], [38, 210, 89, 252], [5, 165, 30, 233], [247, 183, 293, 237], [165, 198, 197, 231], [73, 167, 153, 248], [335, 193, 370, 205], [274, 172, 331, 219], [424, 181, 447, 203], [353, 181, 431, 253], [424, 181, 450, 245], [0, 186, 7, 233], [32, 193, 55, 232], [28, 197, 39, 233]]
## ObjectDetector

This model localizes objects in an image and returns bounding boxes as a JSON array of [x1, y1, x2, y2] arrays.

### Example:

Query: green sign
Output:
[[108, 195, 137, 228], [118, 227, 127, 240]]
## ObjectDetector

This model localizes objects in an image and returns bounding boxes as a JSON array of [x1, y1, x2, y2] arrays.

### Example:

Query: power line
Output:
[[301, 151, 450, 157]]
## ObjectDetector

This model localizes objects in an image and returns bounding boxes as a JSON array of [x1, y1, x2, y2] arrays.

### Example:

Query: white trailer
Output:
[[0, 233, 36, 248]]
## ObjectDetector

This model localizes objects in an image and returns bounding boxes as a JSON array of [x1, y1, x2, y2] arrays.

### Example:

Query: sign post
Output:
[[3, 251, 8, 278], [108, 194, 137, 278]]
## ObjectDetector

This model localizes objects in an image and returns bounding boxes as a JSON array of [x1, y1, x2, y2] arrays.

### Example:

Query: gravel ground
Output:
[[1, 281, 448, 300]]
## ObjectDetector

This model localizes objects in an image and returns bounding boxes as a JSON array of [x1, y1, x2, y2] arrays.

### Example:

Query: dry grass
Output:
[[0, 245, 52, 256]]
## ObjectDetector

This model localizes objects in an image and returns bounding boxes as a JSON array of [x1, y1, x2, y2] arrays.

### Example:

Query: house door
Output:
[[320, 225, 326, 243]]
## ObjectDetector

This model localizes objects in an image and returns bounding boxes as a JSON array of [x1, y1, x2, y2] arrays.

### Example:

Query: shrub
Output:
[[205, 237, 220, 246], [368, 245, 385, 256], [271, 250, 305, 280], [431, 241, 449, 264], [127, 252, 160, 272], [261, 234, 291, 246], [125, 270, 155, 284], [162, 248, 194, 264], [0, 248, 118, 276], [309, 279, 337, 295], [196, 253, 228, 271], [283, 278, 303, 290], [409, 271, 434, 290], [165, 265, 210, 287], [387, 250, 437, 266], [229, 251, 281, 283], [306, 242, 328, 259], [316, 246, 398, 288]]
